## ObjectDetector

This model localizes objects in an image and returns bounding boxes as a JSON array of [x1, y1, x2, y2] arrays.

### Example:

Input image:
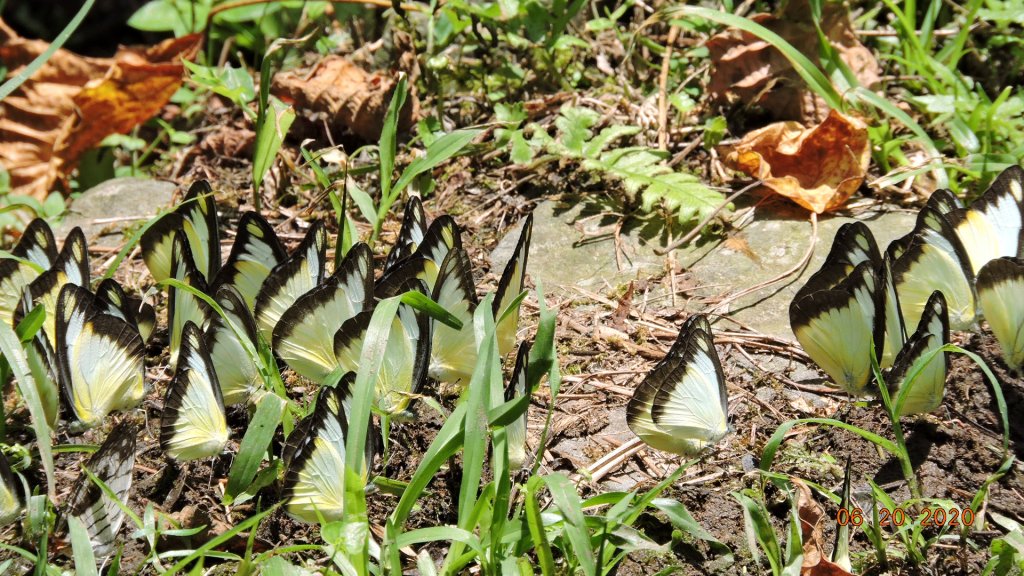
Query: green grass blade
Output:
[[67, 516, 99, 576], [163, 504, 277, 575], [391, 129, 482, 197], [543, 473, 597, 576], [379, 75, 408, 203], [224, 392, 285, 504], [760, 418, 899, 473], [849, 87, 949, 188], [0, 321, 54, 499], [660, 6, 842, 110], [525, 475, 556, 576], [0, 0, 96, 100]]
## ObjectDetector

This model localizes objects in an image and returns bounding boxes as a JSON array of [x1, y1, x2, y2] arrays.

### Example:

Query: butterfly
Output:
[[626, 314, 730, 456], [790, 261, 883, 395], [95, 279, 156, 343], [56, 284, 146, 430], [167, 232, 212, 368], [427, 246, 479, 385], [886, 291, 949, 417], [891, 203, 977, 331], [23, 226, 90, 352], [211, 211, 287, 310], [161, 321, 229, 461], [504, 341, 531, 469], [334, 290, 430, 417], [254, 221, 328, 345], [944, 166, 1024, 275], [376, 216, 463, 298], [141, 180, 220, 283], [493, 214, 532, 358], [0, 449, 23, 526], [976, 257, 1024, 372], [383, 196, 427, 273], [274, 243, 374, 383], [205, 285, 263, 406], [66, 421, 137, 566], [281, 373, 374, 523], [0, 218, 57, 327], [796, 222, 905, 369]]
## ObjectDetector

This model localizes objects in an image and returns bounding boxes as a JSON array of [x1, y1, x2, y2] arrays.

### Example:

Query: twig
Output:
[[654, 180, 762, 255], [587, 437, 644, 482], [657, 25, 680, 151]]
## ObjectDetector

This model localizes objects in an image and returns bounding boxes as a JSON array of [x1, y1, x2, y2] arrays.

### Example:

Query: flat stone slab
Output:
[[687, 207, 916, 339], [494, 198, 917, 340], [58, 177, 177, 248]]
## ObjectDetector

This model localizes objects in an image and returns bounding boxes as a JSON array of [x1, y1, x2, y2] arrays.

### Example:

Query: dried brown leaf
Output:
[[271, 55, 418, 142], [794, 478, 854, 576], [722, 110, 870, 213], [707, 0, 880, 124], [0, 25, 200, 199]]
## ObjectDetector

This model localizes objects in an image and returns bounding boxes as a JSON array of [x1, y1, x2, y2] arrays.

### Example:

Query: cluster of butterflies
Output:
[[622, 166, 1024, 459], [0, 180, 537, 560], [790, 165, 1024, 416]]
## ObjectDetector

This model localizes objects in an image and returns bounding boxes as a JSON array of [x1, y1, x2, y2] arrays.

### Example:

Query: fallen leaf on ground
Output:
[[272, 55, 418, 142], [722, 110, 870, 213], [706, 0, 880, 123], [0, 20, 201, 198], [794, 478, 853, 576]]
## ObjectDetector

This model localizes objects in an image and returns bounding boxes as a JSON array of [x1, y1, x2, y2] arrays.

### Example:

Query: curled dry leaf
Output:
[[271, 55, 418, 143], [722, 110, 870, 214], [794, 478, 854, 576], [706, 0, 880, 124], [0, 20, 201, 199]]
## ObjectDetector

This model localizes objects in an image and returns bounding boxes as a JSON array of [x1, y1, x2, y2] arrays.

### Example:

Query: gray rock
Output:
[[497, 199, 916, 339], [58, 178, 177, 247], [490, 200, 667, 296], [686, 207, 916, 339]]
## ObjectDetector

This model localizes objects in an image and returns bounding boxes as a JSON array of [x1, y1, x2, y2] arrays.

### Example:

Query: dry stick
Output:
[[708, 211, 819, 316], [654, 180, 762, 255], [656, 25, 680, 151], [586, 437, 644, 482]]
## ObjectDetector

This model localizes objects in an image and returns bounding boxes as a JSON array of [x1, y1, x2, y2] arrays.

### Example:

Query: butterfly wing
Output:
[[0, 450, 23, 526], [67, 421, 136, 564], [56, 285, 145, 430], [168, 233, 212, 368], [493, 214, 532, 358], [383, 196, 427, 273], [13, 218, 58, 268], [892, 206, 976, 330], [161, 321, 229, 461], [796, 222, 880, 299], [254, 222, 328, 345], [790, 262, 882, 395], [177, 180, 220, 283], [887, 291, 949, 416], [282, 374, 374, 523], [334, 295, 430, 417], [504, 341, 531, 469], [205, 285, 262, 406], [211, 211, 286, 310], [976, 257, 1024, 372], [274, 243, 373, 383], [878, 253, 907, 368], [946, 166, 1024, 274], [428, 247, 478, 385]]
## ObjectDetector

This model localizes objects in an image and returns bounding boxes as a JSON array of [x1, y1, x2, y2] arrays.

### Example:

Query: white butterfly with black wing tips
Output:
[[627, 314, 730, 457]]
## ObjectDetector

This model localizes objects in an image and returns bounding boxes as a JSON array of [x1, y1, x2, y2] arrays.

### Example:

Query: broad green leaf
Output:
[[252, 97, 296, 194], [224, 393, 285, 503]]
